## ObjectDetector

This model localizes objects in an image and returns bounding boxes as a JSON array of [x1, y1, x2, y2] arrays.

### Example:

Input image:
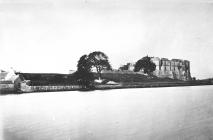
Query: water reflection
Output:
[[1, 86, 213, 140]]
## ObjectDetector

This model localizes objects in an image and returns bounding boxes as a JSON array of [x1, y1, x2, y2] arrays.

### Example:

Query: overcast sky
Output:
[[0, 0, 213, 79]]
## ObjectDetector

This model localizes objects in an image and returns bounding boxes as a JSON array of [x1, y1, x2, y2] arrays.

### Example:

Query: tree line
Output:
[[74, 51, 156, 89]]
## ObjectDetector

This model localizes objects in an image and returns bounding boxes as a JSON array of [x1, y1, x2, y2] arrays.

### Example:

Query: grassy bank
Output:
[[94, 80, 213, 91], [94, 72, 178, 83], [0, 72, 212, 94], [1, 80, 212, 94], [18, 73, 78, 86], [18, 72, 179, 86]]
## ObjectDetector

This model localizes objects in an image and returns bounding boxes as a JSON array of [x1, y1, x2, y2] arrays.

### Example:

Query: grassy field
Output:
[[18, 73, 78, 86], [94, 72, 179, 83], [1, 72, 212, 94], [17, 72, 212, 88], [18, 72, 179, 86]]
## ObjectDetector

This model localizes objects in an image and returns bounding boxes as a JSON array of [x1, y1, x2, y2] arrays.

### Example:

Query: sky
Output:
[[0, 0, 213, 79]]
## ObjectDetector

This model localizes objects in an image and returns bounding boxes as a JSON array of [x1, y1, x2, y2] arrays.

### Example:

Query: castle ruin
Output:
[[121, 57, 191, 81], [151, 57, 191, 81]]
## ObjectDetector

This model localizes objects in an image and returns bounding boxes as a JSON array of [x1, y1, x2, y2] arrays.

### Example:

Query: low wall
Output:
[[21, 85, 122, 93], [6, 81, 213, 94], [95, 84, 122, 89], [20, 84, 80, 93]]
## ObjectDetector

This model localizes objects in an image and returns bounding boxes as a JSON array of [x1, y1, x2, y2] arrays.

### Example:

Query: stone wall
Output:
[[20, 81, 80, 92]]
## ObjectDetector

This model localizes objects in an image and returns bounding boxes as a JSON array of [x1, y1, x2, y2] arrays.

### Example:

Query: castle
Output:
[[121, 57, 191, 81]]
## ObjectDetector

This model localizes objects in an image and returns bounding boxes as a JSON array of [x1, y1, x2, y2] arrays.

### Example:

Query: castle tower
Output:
[[184, 60, 191, 80], [151, 57, 161, 70]]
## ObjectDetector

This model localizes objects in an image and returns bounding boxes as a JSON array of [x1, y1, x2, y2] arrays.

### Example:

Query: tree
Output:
[[75, 55, 95, 89], [134, 56, 156, 75], [88, 51, 112, 79], [119, 63, 130, 71]]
